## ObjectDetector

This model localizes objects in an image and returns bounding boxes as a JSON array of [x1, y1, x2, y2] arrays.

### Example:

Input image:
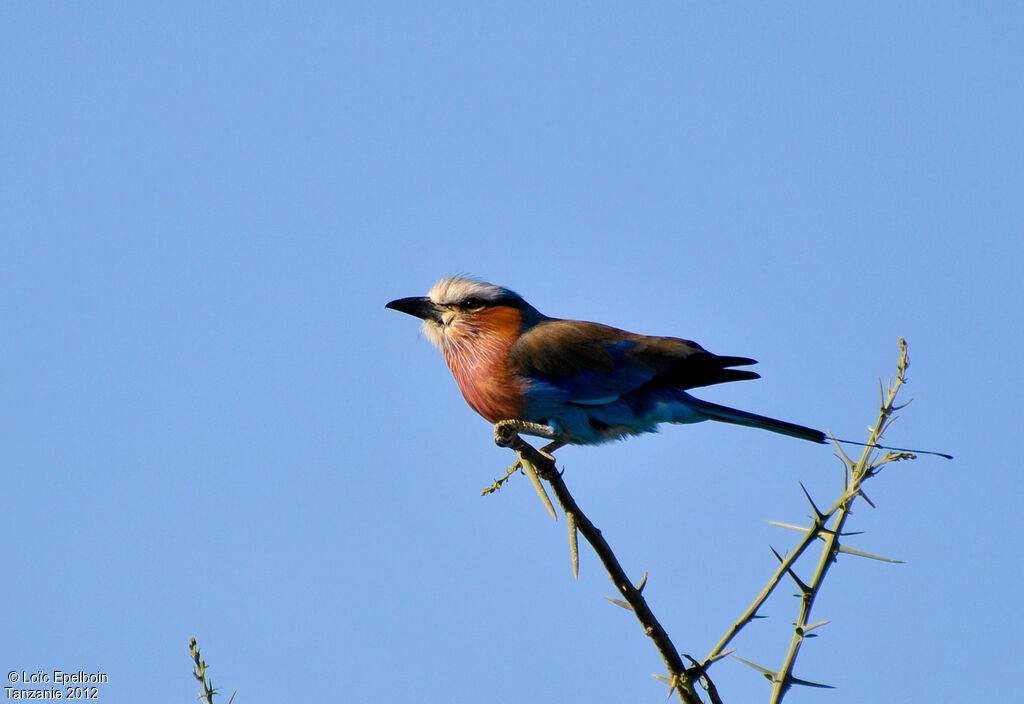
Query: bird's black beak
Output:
[[385, 296, 443, 323]]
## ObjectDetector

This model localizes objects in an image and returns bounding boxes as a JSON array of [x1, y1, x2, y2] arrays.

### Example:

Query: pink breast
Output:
[[441, 307, 526, 423], [450, 362, 523, 423]]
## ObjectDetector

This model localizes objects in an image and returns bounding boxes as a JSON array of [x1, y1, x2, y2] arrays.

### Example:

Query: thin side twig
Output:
[[190, 637, 236, 704], [767, 338, 915, 702], [703, 338, 924, 701]]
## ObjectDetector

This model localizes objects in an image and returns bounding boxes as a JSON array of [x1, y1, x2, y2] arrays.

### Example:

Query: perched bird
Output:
[[386, 276, 828, 455]]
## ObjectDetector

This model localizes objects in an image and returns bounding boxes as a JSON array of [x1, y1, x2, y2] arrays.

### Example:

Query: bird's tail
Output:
[[686, 397, 826, 444]]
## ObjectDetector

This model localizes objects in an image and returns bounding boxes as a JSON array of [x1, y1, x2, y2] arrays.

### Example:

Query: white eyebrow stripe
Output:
[[428, 277, 506, 306]]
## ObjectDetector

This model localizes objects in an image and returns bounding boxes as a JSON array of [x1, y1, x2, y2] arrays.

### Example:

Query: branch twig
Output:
[[494, 426, 708, 704], [190, 637, 236, 704], [491, 338, 928, 703], [767, 338, 915, 702], [705, 338, 921, 700]]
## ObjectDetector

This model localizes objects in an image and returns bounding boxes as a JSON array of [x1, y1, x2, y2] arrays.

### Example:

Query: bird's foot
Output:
[[494, 420, 561, 479], [493, 420, 559, 446], [492, 420, 560, 519]]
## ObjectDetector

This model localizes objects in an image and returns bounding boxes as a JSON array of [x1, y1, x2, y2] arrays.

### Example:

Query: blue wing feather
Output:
[[507, 319, 762, 443]]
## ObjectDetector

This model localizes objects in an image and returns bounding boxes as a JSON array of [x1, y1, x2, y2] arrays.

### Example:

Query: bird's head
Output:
[[386, 276, 544, 354]]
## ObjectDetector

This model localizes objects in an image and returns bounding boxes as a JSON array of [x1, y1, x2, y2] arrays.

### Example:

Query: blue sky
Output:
[[2, 3, 1021, 702]]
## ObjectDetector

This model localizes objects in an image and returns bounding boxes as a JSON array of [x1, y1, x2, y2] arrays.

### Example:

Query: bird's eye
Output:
[[460, 297, 486, 311]]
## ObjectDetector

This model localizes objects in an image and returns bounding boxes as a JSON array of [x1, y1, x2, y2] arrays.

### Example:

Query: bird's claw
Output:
[[494, 421, 518, 448]]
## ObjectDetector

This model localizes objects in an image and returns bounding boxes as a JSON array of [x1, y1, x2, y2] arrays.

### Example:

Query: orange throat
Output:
[[439, 308, 525, 423]]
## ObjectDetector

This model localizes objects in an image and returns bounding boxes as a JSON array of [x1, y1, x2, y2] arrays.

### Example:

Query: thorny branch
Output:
[[190, 637, 236, 704], [494, 426, 709, 704], [765, 337, 919, 702], [490, 338, 935, 703], [707, 337, 925, 699]]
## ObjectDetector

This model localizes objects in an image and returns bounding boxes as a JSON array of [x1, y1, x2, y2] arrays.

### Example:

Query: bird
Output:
[[386, 275, 833, 456]]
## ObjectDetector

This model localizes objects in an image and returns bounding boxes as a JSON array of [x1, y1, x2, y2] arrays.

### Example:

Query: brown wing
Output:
[[508, 319, 759, 400]]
